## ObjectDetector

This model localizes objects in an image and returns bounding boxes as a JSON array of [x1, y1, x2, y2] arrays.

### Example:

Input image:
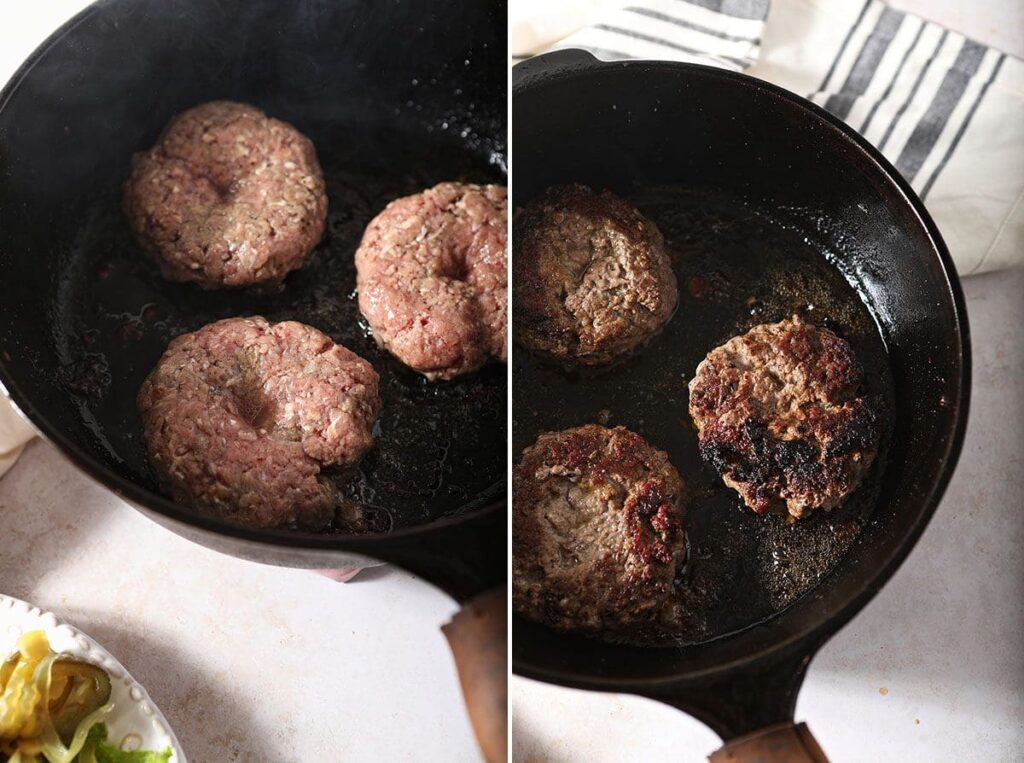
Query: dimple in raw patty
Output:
[[688, 315, 882, 519], [137, 317, 380, 529], [123, 100, 327, 289], [513, 425, 687, 635], [355, 181, 507, 380], [513, 184, 678, 365]]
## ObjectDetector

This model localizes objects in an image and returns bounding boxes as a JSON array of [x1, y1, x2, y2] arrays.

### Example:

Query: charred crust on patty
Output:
[[512, 425, 687, 634], [512, 184, 678, 365], [688, 316, 881, 518]]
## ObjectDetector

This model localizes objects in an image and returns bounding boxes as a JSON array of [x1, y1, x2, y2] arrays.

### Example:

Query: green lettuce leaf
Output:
[[76, 723, 173, 763]]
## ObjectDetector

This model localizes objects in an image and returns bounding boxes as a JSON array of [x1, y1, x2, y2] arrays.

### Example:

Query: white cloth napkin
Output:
[[0, 396, 34, 479], [514, 0, 1024, 276]]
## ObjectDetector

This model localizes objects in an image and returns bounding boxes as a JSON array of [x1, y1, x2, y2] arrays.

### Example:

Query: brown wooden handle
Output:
[[709, 722, 828, 763], [441, 587, 507, 763]]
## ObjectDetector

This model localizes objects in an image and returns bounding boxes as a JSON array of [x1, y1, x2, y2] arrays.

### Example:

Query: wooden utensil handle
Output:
[[442, 586, 507, 763], [709, 722, 828, 762]]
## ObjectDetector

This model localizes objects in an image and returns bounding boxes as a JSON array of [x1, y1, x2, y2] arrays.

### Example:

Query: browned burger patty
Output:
[[355, 182, 507, 380], [124, 101, 327, 289], [137, 317, 380, 529], [513, 425, 687, 634], [513, 184, 677, 365], [688, 316, 881, 519]]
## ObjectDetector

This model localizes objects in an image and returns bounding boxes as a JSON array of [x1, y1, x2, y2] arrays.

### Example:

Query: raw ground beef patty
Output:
[[513, 425, 687, 634], [137, 316, 380, 529], [688, 316, 882, 519], [124, 100, 327, 289], [355, 181, 507, 380], [513, 184, 678, 365]]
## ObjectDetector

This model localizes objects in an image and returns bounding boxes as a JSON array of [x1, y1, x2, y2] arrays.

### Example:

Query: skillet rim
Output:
[[511, 52, 971, 687], [0, 0, 507, 554]]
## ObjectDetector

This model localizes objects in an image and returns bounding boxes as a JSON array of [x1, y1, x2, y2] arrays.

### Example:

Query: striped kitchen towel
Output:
[[513, 0, 1024, 275]]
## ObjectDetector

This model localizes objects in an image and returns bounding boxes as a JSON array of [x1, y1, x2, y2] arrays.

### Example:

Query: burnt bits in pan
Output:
[[513, 185, 893, 645], [53, 126, 506, 535]]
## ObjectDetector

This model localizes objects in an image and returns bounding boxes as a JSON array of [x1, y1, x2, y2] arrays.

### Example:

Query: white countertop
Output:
[[0, 4, 481, 762], [0, 443, 480, 762]]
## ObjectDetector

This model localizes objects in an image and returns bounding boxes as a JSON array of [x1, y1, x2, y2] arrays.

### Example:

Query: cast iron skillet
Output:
[[0, 1, 506, 759], [512, 50, 969, 760]]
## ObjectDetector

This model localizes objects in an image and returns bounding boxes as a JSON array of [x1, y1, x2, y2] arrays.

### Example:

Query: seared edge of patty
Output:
[[355, 182, 507, 380], [513, 424, 687, 633], [124, 100, 327, 288], [688, 316, 881, 518], [513, 184, 678, 365]]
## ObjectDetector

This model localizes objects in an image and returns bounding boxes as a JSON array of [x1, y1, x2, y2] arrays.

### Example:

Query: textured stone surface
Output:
[[0, 442, 480, 762]]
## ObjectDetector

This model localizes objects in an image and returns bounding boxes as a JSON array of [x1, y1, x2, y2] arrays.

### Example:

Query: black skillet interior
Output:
[[512, 52, 968, 718], [516, 183, 896, 647], [0, 0, 507, 551]]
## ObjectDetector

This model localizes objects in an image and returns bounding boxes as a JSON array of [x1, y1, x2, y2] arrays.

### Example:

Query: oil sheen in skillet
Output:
[[51, 126, 507, 535], [513, 185, 894, 647]]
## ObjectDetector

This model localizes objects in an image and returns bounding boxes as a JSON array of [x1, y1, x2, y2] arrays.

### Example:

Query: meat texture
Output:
[[513, 425, 687, 634], [355, 182, 507, 380], [513, 184, 677, 365], [137, 316, 380, 529], [688, 316, 881, 519], [124, 100, 327, 288]]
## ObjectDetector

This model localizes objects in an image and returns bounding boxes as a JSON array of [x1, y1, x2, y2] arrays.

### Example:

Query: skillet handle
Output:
[[709, 722, 828, 762], [441, 586, 507, 763], [512, 48, 601, 88]]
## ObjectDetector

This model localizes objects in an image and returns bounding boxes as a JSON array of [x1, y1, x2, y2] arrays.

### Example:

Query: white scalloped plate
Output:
[[0, 595, 186, 761]]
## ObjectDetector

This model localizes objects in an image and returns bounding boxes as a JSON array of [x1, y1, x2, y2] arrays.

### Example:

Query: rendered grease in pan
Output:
[[513, 186, 894, 646], [51, 127, 506, 535]]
